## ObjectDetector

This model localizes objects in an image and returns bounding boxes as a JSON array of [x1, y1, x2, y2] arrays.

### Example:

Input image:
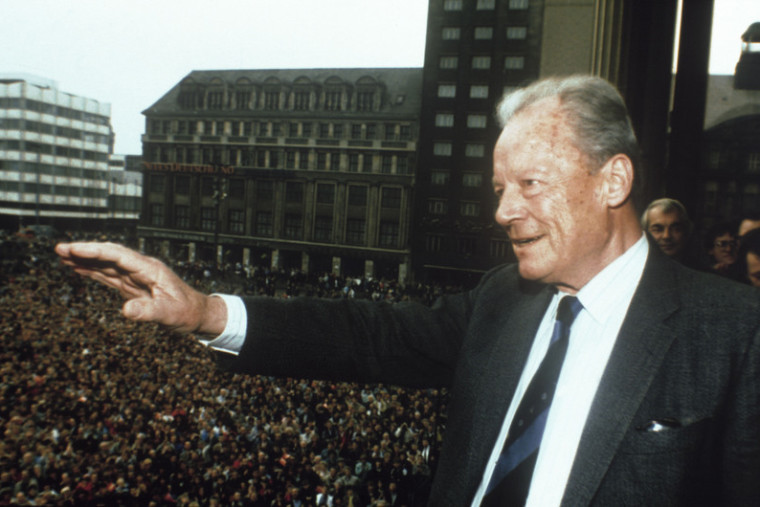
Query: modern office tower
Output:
[[412, 0, 544, 283], [140, 68, 421, 281], [0, 74, 114, 231], [107, 154, 143, 230]]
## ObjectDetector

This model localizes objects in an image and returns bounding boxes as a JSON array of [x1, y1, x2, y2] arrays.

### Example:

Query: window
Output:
[[381, 155, 393, 174], [349, 153, 360, 172], [458, 237, 477, 255], [288, 122, 299, 137], [465, 144, 486, 157], [357, 91, 374, 111], [149, 174, 165, 194], [174, 205, 190, 229], [428, 199, 448, 215], [286, 150, 296, 169], [477, 0, 496, 9], [470, 85, 489, 99], [474, 27, 494, 40], [379, 222, 399, 247], [384, 123, 396, 141], [314, 216, 333, 241], [460, 201, 481, 217], [284, 214, 303, 239], [467, 115, 487, 128], [208, 91, 224, 110], [174, 175, 190, 195], [285, 182, 304, 203], [748, 153, 760, 173], [316, 183, 335, 204], [509, 0, 529, 9], [351, 124, 363, 139], [346, 219, 366, 245], [443, 0, 463, 10], [269, 150, 280, 168], [426, 234, 444, 252], [229, 209, 245, 234], [505, 56, 526, 69], [201, 207, 216, 231], [299, 149, 309, 170], [507, 26, 528, 39], [490, 239, 509, 258], [437, 84, 457, 98], [255, 211, 273, 236], [264, 91, 279, 110], [439, 56, 459, 69], [348, 185, 368, 206], [434, 142, 453, 156], [302, 122, 312, 137], [317, 152, 327, 170], [472, 56, 492, 69], [442, 27, 461, 40], [256, 180, 274, 200], [463, 172, 483, 187], [400, 125, 411, 140], [333, 123, 343, 138], [397, 156, 409, 175], [381, 187, 402, 209], [325, 90, 342, 111], [366, 123, 377, 139], [361, 153, 373, 173], [228, 178, 245, 199], [294, 91, 310, 111], [431, 170, 450, 185], [319, 123, 330, 138], [435, 113, 455, 127], [150, 203, 164, 226], [201, 177, 215, 197], [329, 152, 340, 171]]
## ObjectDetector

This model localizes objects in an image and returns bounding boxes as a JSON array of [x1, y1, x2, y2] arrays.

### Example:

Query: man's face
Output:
[[646, 208, 688, 259], [492, 97, 613, 291], [747, 252, 760, 288]]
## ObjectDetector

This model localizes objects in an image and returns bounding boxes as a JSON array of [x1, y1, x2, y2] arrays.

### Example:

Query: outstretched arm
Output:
[[55, 242, 227, 335]]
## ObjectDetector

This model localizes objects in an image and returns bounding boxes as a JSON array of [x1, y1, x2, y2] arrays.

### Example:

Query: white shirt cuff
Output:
[[198, 294, 247, 355]]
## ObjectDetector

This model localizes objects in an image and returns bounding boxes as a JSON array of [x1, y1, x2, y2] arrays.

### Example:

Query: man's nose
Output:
[[494, 191, 523, 227]]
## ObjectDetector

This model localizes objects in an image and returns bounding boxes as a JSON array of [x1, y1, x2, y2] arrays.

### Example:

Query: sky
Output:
[[1, 0, 757, 155]]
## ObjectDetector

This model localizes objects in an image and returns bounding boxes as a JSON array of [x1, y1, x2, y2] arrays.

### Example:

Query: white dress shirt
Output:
[[204, 235, 649, 506], [471, 234, 649, 506]]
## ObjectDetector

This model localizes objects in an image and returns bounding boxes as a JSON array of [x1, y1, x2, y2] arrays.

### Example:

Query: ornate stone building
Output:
[[140, 68, 421, 281]]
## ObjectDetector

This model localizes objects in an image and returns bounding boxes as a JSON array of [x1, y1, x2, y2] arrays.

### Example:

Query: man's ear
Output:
[[600, 154, 634, 208]]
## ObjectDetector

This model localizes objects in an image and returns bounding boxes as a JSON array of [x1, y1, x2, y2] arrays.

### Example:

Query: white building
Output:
[[0, 74, 114, 230]]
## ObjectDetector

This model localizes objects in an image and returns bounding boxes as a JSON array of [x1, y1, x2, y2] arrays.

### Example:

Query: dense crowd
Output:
[[0, 232, 461, 506]]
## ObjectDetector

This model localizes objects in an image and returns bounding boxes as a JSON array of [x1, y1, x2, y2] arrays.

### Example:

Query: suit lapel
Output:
[[561, 249, 681, 506], [455, 280, 554, 502]]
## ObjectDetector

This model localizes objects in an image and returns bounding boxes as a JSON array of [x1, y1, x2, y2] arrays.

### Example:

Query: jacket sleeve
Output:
[[214, 288, 475, 389]]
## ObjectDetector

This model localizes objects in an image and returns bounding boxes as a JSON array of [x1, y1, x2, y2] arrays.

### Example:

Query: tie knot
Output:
[[557, 296, 583, 327]]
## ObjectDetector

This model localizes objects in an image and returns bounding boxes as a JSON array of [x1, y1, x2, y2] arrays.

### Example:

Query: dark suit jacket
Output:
[[220, 246, 760, 505]]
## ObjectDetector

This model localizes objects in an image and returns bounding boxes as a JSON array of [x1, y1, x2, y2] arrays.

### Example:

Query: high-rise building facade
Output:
[[412, 0, 545, 283], [0, 74, 114, 230], [140, 68, 421, 281]]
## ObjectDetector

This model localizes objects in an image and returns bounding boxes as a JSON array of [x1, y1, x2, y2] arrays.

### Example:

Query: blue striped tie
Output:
[[482, 296, 583, 506]]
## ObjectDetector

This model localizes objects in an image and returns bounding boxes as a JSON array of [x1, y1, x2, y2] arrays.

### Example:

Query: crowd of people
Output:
[[0, 231, 461, 506], [4, 200, 760, 506]]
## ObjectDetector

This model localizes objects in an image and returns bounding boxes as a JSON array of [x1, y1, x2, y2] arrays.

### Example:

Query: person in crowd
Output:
[[56, 75, 760, 505], [703, 220, 740, 278], [737, 211, 760, 239], [737, 227, 760, 287], [641, 197, 701, 267]]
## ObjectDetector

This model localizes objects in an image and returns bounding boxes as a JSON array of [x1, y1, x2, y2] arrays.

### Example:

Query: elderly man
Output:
[[57, 76, 760, 505], [641, 197, 694, 264]]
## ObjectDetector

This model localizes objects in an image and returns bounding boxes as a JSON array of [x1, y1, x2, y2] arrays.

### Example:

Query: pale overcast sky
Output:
[[0, 0, 757, 155]]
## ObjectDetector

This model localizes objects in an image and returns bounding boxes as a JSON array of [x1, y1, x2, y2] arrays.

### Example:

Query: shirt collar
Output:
[[560, 233, 649, 324]]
